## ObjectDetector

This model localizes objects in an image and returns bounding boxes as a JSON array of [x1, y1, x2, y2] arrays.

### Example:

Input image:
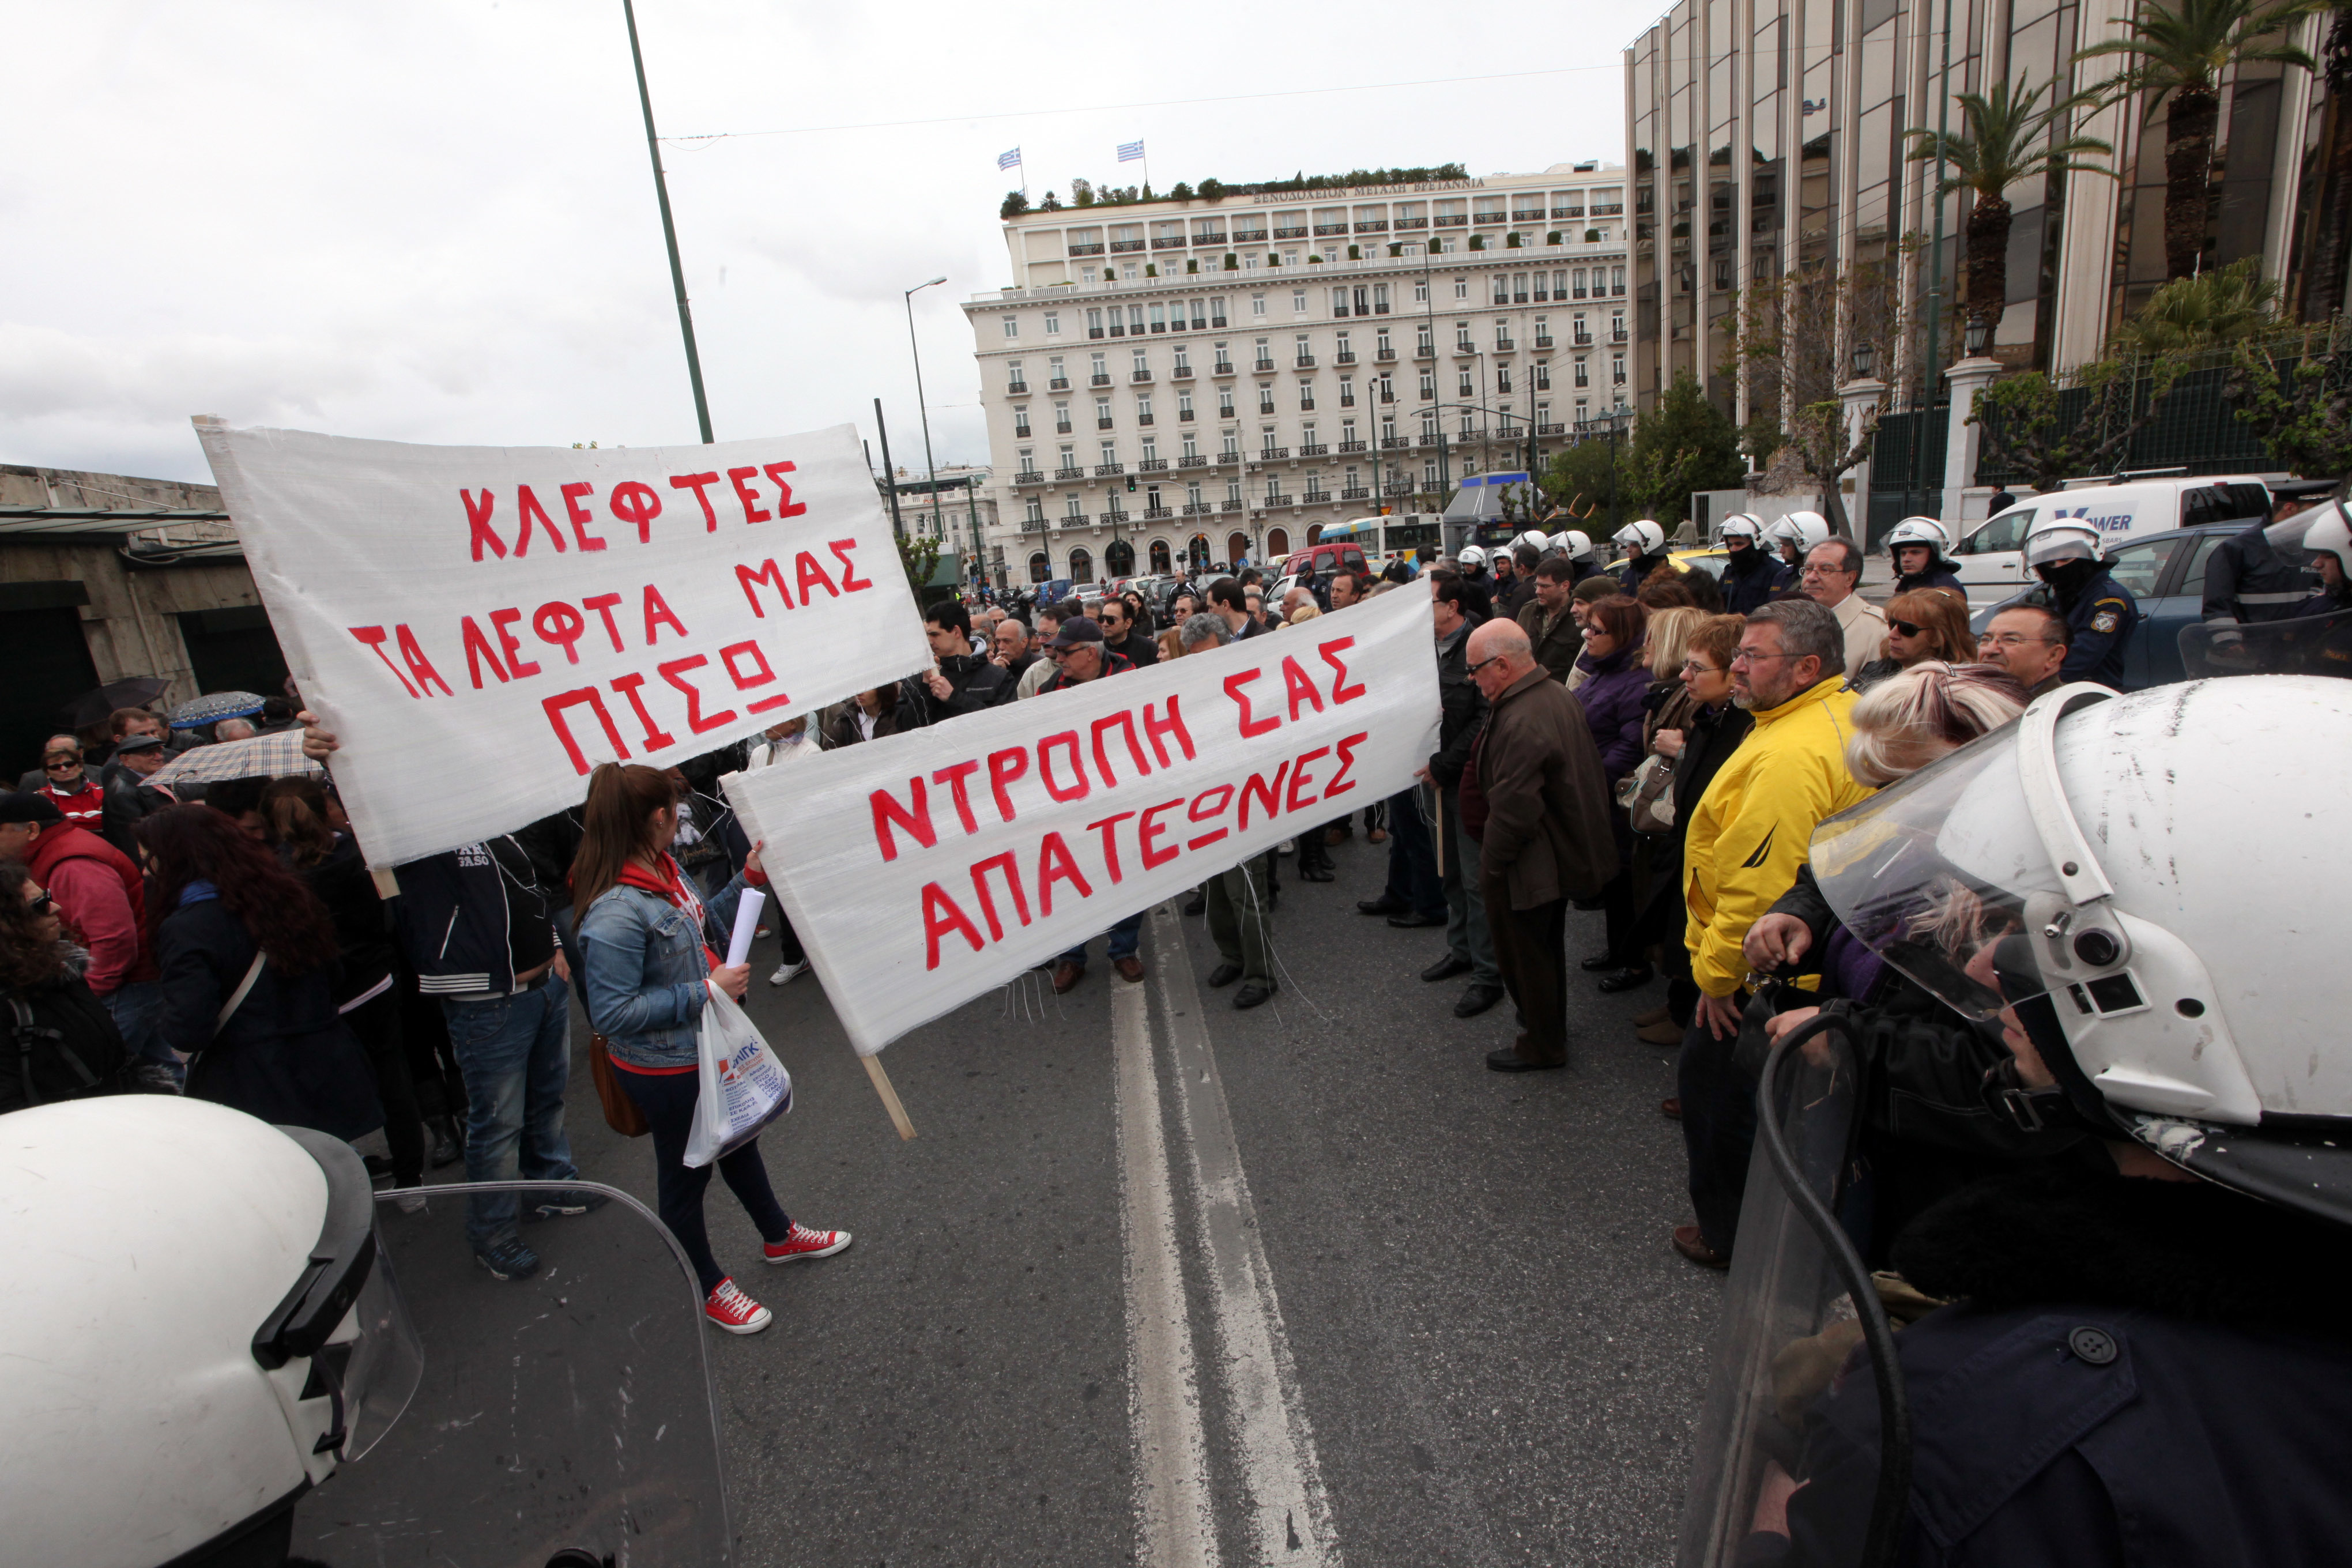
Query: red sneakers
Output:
[[763, 1222, 852, 1265], [704, 1278, 772, 1335]]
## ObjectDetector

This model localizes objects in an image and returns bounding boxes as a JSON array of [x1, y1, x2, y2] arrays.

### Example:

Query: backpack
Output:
[[4, 989, 133, 1114]]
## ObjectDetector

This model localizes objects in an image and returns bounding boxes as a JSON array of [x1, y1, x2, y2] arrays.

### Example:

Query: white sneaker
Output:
[[1276, 840, 1296, 856], [393, 1189, 430, 1214], [769, 960, 808, 986]]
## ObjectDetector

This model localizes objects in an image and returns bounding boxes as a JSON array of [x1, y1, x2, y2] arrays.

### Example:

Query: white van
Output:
[[1951, 475, 2273, 604]]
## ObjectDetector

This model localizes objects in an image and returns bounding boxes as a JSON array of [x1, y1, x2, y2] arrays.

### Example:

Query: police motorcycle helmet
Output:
[[3, 1096, 422, 1568], [1613, 518, 1667, 557], [1765, 510, 1831, 561], [2022, 515, 2105, 569], [1557, 529, 1597, 562], [1717, 512, 1765, 547], [2298, 498, 2351, 576], [1810, 676, 2352, 1223], [1456, 543, 1489, 571], [1883, 515, 1955, 571], [1514, 528, 1552, 555]]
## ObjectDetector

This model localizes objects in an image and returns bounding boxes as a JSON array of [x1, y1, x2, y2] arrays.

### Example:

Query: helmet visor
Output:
[[1809, 723, 2082, 1020]]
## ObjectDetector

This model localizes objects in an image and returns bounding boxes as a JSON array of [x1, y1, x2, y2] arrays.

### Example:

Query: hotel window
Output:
[[1007, 360, 1026, 391], [1223, 431, 1241, 457], [1096, 397, 1113, 428], [1025, 497, 1045, 522], [1534, 361, 1550, 390], [1332, 287, 1352, 316], [1371, 284, 1389, 313], [1252, 293, 1268, 317], [1457, 370, 1473, 398], [1100, 440, 1118, 465], [1338, 376, 1355, 406], [1611, 354, 1626, 385], [1066, 495, 1085, 518], [1048, 355, 1066, 387], [1013, 406, 1031, 437], [1054, 401, 1072, 433], [1491, 276, 1509, 306], [1017, 447, 1036, 475], [1297, 379, 1314, 410], [1087, 308, 1105, 338], [1413, 280, 1429, 303], [1133, 347, 1150, 375], [1454, 278, 1469, 299], [1293, 289, 1309, 314], [1574, 359, 1589, 387], [1258, 385, 1277, 414], [1002, 316, 1019, 339], [1420, 371, 1438, 401], [1136, 394, 1155, 423], [1611, 266, 1626, 295], [1573, 269, 1588, 298], [1178, 391, 1195, 420], [1044, 311, 1061, 335], [1129, 306, 1146, 333], [1149, 303, 1167, 332], [1219, 388, 1235, 417]]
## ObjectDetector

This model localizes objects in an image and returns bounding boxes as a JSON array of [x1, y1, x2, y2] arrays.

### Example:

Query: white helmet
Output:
[[2301, 500, 2351, 576], [1765, 511, 1831, 555], [1884, 516, 1953, 555], [1717, 512, 1765, 544], [1457, 544, 1489, 570], [1559, 529, 1597, 561], [1811, 678, 2352, 1224], [1613, 519, 1667, 556], [2023, 517, 2105, 568], [1516, 529, 1552, 553], [2, 1098, 419, 1567]]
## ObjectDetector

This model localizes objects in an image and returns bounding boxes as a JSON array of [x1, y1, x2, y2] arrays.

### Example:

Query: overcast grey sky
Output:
[[2, 2, 1630, 487]]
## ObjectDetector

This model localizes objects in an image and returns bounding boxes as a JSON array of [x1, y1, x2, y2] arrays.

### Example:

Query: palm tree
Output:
[[2110, 254, 2283, 353], [2075, 0, 2330, 282], [1906, 77, 2116, 336]]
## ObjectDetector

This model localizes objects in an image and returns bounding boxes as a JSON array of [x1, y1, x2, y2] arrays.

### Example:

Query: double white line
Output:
[[1112, 904, 1341, 1568]]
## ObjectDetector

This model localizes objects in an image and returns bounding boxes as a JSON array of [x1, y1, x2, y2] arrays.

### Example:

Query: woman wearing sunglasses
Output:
[[1852, 587, 1974, 691], [0, 860, 140, 1111]]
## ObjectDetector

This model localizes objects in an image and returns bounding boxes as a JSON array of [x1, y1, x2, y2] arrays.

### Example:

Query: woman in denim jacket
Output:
[[572, 763, 850, 1335]]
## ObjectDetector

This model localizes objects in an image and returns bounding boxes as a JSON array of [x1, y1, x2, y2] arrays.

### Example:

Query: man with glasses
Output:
[[1798, 536, 1885, 683], [1671, 598, 1870, 1269], [1977, 605, 2071, 697], [1096, 597, 1159, 666], [20, 737, 104, 829]]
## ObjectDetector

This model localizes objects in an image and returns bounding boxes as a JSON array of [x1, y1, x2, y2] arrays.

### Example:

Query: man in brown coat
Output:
[[1516, 556, 1584, 681], [1463, 619, 1618, 1071]]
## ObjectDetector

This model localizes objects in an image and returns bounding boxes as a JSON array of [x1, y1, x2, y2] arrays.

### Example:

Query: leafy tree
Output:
[[1197, 178, 1227, 201], [1622, 372, 1746, 525], [2075, 0, 2328, 280], [1906, 76, 2113, 333], [2225, 318, 2352, 474], [895, 528, 942, 598], [1544, 436, 1634, 534], [2110, 255, 2281, 355], [1000, 190, 1030, 220], [1972, 355, 2191, 488], [1039, 190, 1062, 211], [1167, 181, 1195, 201]]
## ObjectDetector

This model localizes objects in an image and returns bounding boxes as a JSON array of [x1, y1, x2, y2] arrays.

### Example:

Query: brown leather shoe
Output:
[[1632, 1005, 1671, 1027], [1051, 960, 1085, 994], [1660, 1096, 1682, 1120], [1112, 956, 1145, 983], [1671, 1224, 1729, 1270], [1636, 1019, 1683, 1046]]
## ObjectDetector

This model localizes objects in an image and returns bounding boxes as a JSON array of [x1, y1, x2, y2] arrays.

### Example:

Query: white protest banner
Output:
[[193, 419, 929, 868], [725, 584, 1439, 1055]]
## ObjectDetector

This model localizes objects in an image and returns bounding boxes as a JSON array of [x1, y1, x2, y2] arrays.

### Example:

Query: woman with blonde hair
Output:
[[573, 762, 850, 1335], [1851, 588, 1976, 690]]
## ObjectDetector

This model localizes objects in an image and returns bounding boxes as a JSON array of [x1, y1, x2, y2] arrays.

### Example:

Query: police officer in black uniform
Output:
[[1612, 518, 1672, 593], [2023, 518, 2137, 685], [1717, 514, 1795, 614], [2199, 482, 2325, 642], [1883, 516, 1965, 598]]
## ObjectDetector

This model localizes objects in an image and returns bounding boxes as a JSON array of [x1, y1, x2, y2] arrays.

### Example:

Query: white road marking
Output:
[[1113, 967, 1222, 1568], [1149, 906, 1343, 1567]]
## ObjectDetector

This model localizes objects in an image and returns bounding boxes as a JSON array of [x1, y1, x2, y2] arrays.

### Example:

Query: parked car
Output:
[[1277, 541, 1373, 586], [1951, 476, 2272, 606], [1036, 578, 1077, 607], [1967, 512, 2322, 689]]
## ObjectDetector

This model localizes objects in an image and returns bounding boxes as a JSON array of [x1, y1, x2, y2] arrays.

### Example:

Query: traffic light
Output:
[[1126, 473, 1137, 492]]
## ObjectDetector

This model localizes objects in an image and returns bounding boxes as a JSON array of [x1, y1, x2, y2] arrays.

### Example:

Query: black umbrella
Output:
[[58, 677, 172, 732]]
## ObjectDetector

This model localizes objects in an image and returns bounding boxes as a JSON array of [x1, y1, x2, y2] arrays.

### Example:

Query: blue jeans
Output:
[[1439, 789, 1501, 986], [1058, 911, 1143, 967], [442, 975, 579, 1251], [101, 980, 176, 1072]]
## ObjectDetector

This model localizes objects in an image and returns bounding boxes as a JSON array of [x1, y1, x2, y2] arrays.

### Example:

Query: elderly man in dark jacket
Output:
[[1462, 619, 1617, 1072], [1516, 557, 1584, 681]]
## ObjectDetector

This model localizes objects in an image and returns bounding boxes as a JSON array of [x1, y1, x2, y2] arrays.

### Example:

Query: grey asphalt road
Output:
[[469, 827, 1722, 1566]]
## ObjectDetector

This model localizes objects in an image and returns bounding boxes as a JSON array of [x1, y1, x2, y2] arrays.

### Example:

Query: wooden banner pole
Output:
[[1431, 787, 1445, 879], [862, 1053, 917, 1140]]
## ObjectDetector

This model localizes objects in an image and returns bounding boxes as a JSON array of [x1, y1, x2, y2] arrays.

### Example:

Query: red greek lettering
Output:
[[736, 559, 794, 616], [1223, 669, 1279, 738], [395, 624, 453, 698], [1239, 762, 1292, 830], [581, 592, 625, 651], [1085, 811, 1137, 883], [1138, 798, 1184, 870], [1036, 832, 1093, 915], [1037, 731, 1090, 802], [968, 852, 1032, 941], [1090, 710, 1151, 789], [869, 778, 934, 862], [349, 626, 419, 698], [764, 462, 808, 519], [534, 601, 587, 664], [606, 483, 662, 546], [986, 747, 1030, 821], [489, 608, 541, 677], [543, 687, 631, 774], [462, 489, 505, 561], [1142, 696, 1196, 766], [828, 537, 872, 590], [669, 471, 722, 531], [609, 673, 678, 750], [1320, 635, 1366, 702], [459, 617, 510, 688], [1280, 655, 1325, 721], [643, 584, 689, 643], [921, 881, 985, 970], [718, 638, 791, 714], [932, 760, 981, 835], [513, 485, 568, 556], [723, 466, 769, 525], [795, 550, 840, 601], [1286, 745, 1330, 813], [658, 655, 736, 733], [1325, 731, 1367, 801], [1185, 783, 1234, 851]]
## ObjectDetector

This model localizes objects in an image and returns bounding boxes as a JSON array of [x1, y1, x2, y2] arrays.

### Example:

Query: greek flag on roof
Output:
[[998, 146, 1022, 169], [1117, 140, 1145, 162]]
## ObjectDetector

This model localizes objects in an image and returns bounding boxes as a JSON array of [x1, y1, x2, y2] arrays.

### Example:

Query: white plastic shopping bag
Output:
[[683, 982, 793, 1168]]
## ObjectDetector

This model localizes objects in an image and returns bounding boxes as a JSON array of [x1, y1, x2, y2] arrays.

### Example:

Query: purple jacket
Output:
[[1571, 642, 1652, 785]]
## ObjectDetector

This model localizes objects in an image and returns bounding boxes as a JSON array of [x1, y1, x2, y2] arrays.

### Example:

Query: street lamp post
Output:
[[620, 0, 713, 443], [904, 276, 949, 556]]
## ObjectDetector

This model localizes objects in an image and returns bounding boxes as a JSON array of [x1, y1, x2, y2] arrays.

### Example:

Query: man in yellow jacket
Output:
[[1672, 598, 1869, 1268]]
